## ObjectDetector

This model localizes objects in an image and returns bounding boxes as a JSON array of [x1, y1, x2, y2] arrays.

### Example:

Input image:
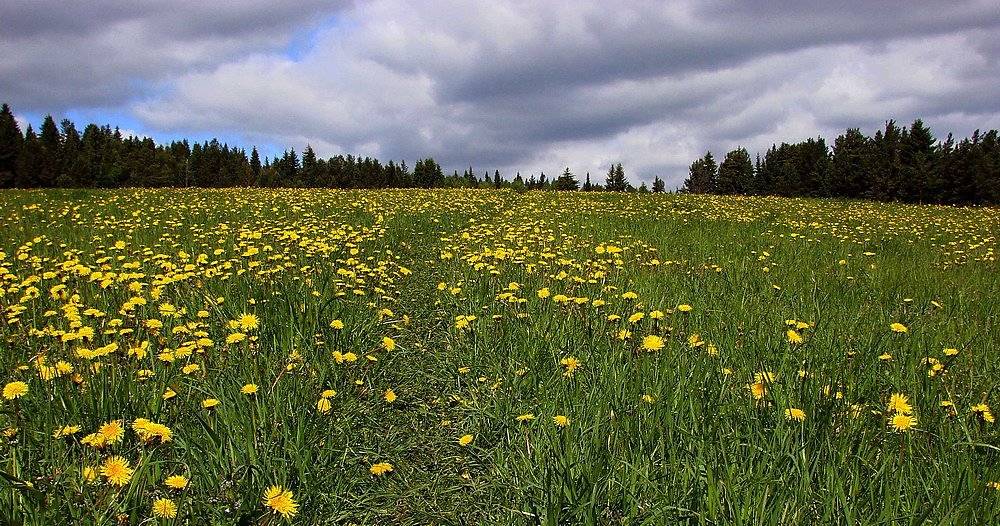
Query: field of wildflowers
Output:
[[1, 188, 998, 524]]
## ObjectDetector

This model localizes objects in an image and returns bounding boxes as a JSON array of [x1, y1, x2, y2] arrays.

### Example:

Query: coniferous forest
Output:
[[1, 103, 999, 204]]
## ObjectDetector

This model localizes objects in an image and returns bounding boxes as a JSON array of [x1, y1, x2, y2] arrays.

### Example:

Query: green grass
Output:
[[0, 188, 999, 524]]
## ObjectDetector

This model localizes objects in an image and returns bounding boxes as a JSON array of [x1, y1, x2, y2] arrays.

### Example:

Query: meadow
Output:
[[1, 188, 999, 525]]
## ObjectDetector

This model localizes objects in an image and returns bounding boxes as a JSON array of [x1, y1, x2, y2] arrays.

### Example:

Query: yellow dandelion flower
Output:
[[382, 336, 396, 351], [241, 383, 259, 395], [164, 475, 189, 489], [370, 462, 394, 475], [458, 434, 474, 446], [384, 389, 397, 403], [785, 408, 807, 422], [2, 381, 28, 400], [641, 335, 665, 352], [98, 420, 125, 445], [262, 485, 298, 519], [889, 413, 917, 432], [553, 415, 571, 427], [890, 322, 908, 333], [238, 313, 259, 331], [100, 456, 133, 487], [677, 304, 693, 312], [316, 397, 332, 414], [888, 393, 912, 415], [516, 413, 535, 422], [201, 398, 220, 409], [786, 329, 803, 344], [152, 498, 178, 519]]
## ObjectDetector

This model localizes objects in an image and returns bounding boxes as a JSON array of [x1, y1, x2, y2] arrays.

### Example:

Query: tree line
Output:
[[683, 119, 1000, 205], [0, 103, 646, 192]]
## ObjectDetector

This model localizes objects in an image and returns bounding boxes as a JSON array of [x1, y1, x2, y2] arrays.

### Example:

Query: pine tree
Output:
[[555, 167, 579, 190], [15, 125, 43, 187], [652, 176, 665, 193], [605, 162, 629, 191], [716, 147, 753, 195], [682, 152, 717, 193], [38, 115, 61, 186], [0, 104, 23, 187], [301, 145, 318, 187]]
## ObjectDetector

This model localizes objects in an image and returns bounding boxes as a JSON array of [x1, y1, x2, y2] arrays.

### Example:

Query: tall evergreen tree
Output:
[[605, 162, 629, 191], [682, 152, 717, 194], [652, 175, 665, 193], [0, 103, 23, 187], [15, 125, 43, 187], [716, 147, 754, 195], [555, 167, 579, 190]]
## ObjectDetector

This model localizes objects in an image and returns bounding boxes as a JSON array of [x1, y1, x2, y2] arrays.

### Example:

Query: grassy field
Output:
[[1, 188, 999, 525]]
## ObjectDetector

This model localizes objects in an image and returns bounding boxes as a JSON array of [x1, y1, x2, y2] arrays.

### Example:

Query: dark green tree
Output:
[[652, 176, 665, 193], [555, 167, 579, 190], [605, 162, 629, 191], [716, 147, 754, 195], [682, 152, 717, 194], [0, 103, 23, 187], [15, 125, 43, 187]]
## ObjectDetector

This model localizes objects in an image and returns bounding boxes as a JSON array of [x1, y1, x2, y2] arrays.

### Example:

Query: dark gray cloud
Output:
[[0, 0, 351, 110], [5, 0, 1000, 186]]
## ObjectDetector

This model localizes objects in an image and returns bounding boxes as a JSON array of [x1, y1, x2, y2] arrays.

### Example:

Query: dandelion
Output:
[[316, 397, 332, 414], [164, 475, 189, 489], [382, 336, 396, 351], [890, 322, 908, 333], [628, 312, 645, 323], [785, 408, 807, 422], [889, 413, 917, 432], [152, 498, 178, 519], [384, 389, 397, 403], [553, 415, 571, 427], [98, 420, 125, 445], [458, 434, 474, 446], [329, 319, 344, 329], [262, 485, 298, 519], [972, 404, 995, 423], [100, 456, 133, 486], [241, 383, 259, 395], [559, 356, 581, 377], [201, 398, 220, 409], [786, 329, 803, 344], [370, 462, 394, 475], [238, 313, 259, 331], [641, 394, 656, 404], [677, 304, 693, 312], [888, 393, 912, 415], [641, 335, 665, 352], [2, 381, 28, 400], [516, 413, 535, 422]]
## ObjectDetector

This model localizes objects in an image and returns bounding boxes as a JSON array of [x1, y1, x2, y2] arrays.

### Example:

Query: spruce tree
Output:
[[555, 167, 579, 190], [0, 104, 23, 187]]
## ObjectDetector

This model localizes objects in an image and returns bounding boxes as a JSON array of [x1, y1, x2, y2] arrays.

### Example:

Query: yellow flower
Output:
[[321, 389, 337, 398], [641, 394, 656, 404], [100, 456, 133, 487], [201, 398, 220, 409], [785, 408, 807, 422], [553, 415, 571, 427], [2, 381, 28, 400], [329, 319, 344, 329], [164, 475, 189, 489], [537, 288, 550, 299], [384, 389, 397, 403], [370, 462, 394, 475], [458, 434, 474, 446], [888, 393, 912, 415], [226, 332, 247, 344], [52, 425, 81, 438], [262, 485, 298, 519], [163, 387, 177, 400], [516, 413, 535, 422], [241, 383, 259, 395], [628, 312, 645, 323], [182, 363, 200, 374], [382, 336, 396, 351], [677, 304, 693, 312], [889, 413, 917, 432], [786, 329, 803, 344], [972, 404, 995, 423], [316, 397, 332, 414], [98, 420, 125, 445], [238, 313, 259, 331], [641, 335, 665, 352], [559, 356, 581, 377], [152, 498, 178, 519], [890, 322, 908, 333]]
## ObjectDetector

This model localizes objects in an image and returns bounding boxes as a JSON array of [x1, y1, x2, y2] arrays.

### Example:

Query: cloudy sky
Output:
[[3, 0, 999, 187]]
